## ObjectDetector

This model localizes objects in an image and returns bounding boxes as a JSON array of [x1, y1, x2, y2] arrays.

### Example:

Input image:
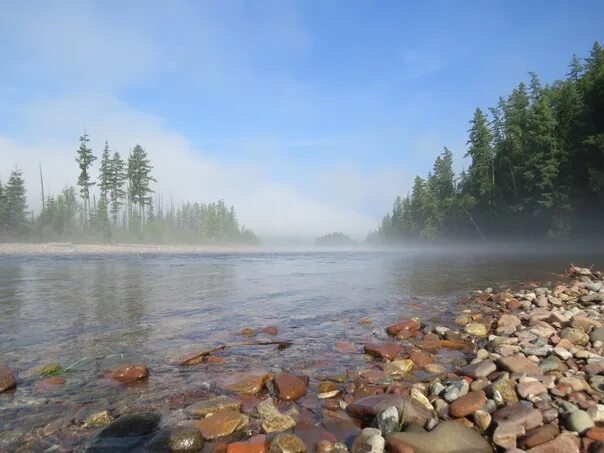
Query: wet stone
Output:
[[0, 364, 17, 393], [109, 364, 149, 384], [188, 396, 242, 417], [227, 435, 269, 453], [96, 412, 161, 438], [146, 427, 204, 452], [363, 343, 403, 361], [222, 372, 272, 395], [193, 410, 249, 440], [274, 373, 307, 401], [269, 434, 307, 453], [464, 322, 488, 336]]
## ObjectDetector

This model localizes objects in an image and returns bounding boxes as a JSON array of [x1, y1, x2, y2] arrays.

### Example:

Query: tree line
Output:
[[0, 134, 259, 244], [373, 42, 604, 243]]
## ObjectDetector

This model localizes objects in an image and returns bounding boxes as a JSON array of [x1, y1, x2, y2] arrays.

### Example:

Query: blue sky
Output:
[[1, 1, 603, 239]]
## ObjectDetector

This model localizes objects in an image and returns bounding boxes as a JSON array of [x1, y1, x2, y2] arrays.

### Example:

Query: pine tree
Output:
[[4, 169, 28, 233], [127, 145, 156, 227], [465, 108, 495, 203], [0, 180, 5, 230], [109, 151, 127, 226], [75, 131, 97, 221]]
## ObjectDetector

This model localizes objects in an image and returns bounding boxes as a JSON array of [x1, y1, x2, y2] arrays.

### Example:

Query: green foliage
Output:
[[378, 42, 604, 242], [75, 132, 97, 217], [315, 232, 354, 246], [2, 137, 259, 245]]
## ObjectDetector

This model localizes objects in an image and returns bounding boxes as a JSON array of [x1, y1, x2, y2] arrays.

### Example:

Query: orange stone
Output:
[[109, 364, 149, 384], [194, 410, 248, 440], [227, 435, 269, 453], [274, 373, 307, 401], [363, 342, 403, 361]]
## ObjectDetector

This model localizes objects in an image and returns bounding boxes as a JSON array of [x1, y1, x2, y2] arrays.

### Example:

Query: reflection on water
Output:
[[0, 250, 602, 447]]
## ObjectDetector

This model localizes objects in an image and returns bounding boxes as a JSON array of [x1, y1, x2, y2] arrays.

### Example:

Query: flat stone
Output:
[[525, 432, 580, 453], [221, 371, 272, 395], [474, 410, 491, 431], [275, 373, 307, 401], [263, 414, 297, 434], [386, 420, 493, 453], [518, 424, 559, 449], [193, 410, 248, 440], [585, 427, 604, 441], [346, 395, 432, 426], [496, 355, 542, 374], [458, 361, 496, 378], [227, 435, 269, 453], [187, 396, 242, 417], [517, 381, 547, 398], [268, 434, 307, 453], [570, 315, 601, 332], [409, 349, 432, 368], [0, 364, 16, 393], [493, 423, 524, 449], [492, 404, 543, 430], [364, 343, 403, 361], [109, 364, 149, 384], [449, 391, 487, 418], [386, 319, 419, 337]]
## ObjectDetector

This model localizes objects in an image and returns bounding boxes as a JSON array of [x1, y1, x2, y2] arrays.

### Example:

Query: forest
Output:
[[374, 42, 604, 243], [0, 136, 259, 244]]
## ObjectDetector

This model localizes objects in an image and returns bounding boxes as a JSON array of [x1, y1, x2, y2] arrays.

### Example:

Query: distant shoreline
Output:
[[0, 242, 268, 255]]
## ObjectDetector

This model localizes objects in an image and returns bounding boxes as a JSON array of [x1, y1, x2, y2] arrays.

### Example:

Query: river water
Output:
[[0, 249, 602, 450]]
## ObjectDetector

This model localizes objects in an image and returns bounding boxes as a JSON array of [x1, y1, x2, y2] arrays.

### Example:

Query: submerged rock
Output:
[[146, 427, 204, 452], [0, 364, 16, 393], [109, 364, 149, 384], [363, 343, 403, 361], [85, 412, 161, 452], [193, 410, 248, 440], [268, 434, 307, 453], [187, 396, 242, 417], [228, 434, 269, 453], [351, 428, 384, 453], [221, 371, 273, 395], [274, 373, 307, 401]]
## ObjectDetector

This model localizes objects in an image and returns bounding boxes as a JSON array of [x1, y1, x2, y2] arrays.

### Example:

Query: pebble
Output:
[[566, 409, 594, 433]]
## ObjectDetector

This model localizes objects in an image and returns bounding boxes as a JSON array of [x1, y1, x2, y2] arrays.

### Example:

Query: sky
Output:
[[1, 1, 603, 240]]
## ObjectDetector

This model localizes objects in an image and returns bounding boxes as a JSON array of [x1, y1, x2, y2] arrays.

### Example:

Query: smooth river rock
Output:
[[109, 364, 149, 384], [146, 427, 204, 452], [449, 390, 487, 418], [363, 343, 403, 361], [221, 371, 273, 395], [346, 395, 432, 426], [0, 364, 16, 393], [274, 373, 307, 401], [193, 410, 248, 439], [386, 420, 493, 453]]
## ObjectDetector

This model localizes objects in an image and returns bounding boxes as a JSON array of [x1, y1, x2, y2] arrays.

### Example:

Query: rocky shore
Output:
[[2, 265, 604, 452]]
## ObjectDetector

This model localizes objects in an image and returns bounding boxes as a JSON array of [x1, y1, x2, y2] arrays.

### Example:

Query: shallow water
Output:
[[0, 249, 602, 449]]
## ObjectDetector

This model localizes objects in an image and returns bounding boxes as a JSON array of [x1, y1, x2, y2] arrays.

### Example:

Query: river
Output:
[[0, 249, 602, 450]]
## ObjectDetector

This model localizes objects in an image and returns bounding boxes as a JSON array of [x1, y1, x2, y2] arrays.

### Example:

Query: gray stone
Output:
[[351, 428, 385, 453], [566, 410, 594, 434], [591, 327, 604, 343], [386, 420, 493, 453], [373, 406, 399, 437]]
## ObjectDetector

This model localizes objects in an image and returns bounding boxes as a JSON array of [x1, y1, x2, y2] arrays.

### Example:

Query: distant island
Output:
[[314, 232, 355, 247]]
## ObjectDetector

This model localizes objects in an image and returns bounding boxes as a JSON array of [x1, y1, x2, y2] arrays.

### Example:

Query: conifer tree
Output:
[[127, 145, 156, 226], [75, 131, 97, 220], [109, 151, 126, 226], [4, 169, 28, 233]]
